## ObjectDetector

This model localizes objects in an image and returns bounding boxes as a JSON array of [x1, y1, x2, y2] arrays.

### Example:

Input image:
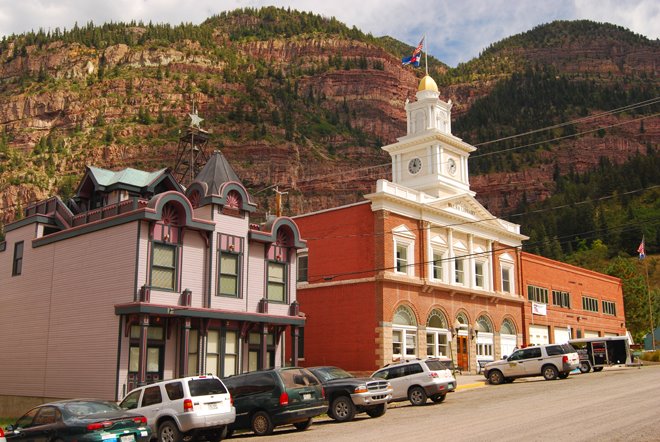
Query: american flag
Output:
[[402, 37, 424, 67]]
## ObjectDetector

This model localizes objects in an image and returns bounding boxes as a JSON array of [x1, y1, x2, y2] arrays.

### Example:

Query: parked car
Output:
[[222, 367, 327, 436], [569, 336, 632, 373], [483, 343, 580, 385], [371, 358, 456, 406], [307, 366, 392, 422], [119, 375, 235, 442], [3, 399, 151, 442]]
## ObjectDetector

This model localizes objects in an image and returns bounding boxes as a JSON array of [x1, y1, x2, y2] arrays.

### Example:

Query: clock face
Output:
[[408, 157, 422, 174], [447, 158, 457, 175]]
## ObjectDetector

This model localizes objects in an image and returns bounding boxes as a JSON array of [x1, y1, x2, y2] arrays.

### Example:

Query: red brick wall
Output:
[[520, 252, 625, 342]]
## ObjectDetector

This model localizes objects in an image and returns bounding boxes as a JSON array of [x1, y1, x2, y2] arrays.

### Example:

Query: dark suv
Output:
[[308, 366, 392, 422], [222, 367, 327, 437]]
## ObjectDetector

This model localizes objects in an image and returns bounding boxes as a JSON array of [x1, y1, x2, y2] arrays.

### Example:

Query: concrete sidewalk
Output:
[[454, 371, 487, 391]]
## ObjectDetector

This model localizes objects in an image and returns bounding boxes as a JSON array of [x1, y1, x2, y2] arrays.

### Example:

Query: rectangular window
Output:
[[297, 254, 308, 282], [582, 296, 599, 312], [527, 285, 549, 304], [396, 244, 408, 273], [218, 252, 240, 296], [474, 262, 484, 288], [12, 241, 23, 276], [223, 331, 238, 377], [188, 330, 199, 376], [152, 242, 176, 290], [267, 262, 286, 302], [603, 300, 616, 316], [454, 258, 464, 284], [501, 267, 511, 293], [206, 330, 220, 377], [552, 290, 571, 308], [432, 251, 443, 280]]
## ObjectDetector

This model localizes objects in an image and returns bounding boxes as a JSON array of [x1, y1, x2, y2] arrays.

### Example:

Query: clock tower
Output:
[[382, 75, 476, 198]]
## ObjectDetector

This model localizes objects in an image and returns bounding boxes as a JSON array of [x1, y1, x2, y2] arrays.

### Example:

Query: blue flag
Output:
[[402, 37, 424, 67]]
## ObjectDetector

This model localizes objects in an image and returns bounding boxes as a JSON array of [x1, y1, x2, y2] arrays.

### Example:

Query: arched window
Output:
[[426, 309, 450, 357], [475, 315, 494, 361], [500, 319, 517, 358], [393, 306, 417, 359]]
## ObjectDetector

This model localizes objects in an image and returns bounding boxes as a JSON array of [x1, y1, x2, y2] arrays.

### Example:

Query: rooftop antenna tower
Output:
[[173, 101, 211, 187]]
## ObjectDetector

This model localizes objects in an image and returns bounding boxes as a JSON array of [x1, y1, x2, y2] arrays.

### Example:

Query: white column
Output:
[[448, 228, 454, 284], [467, 234, 474, 289]]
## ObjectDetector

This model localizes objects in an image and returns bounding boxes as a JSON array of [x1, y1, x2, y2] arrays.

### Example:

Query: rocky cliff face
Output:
[[0, 18, 657, 228]]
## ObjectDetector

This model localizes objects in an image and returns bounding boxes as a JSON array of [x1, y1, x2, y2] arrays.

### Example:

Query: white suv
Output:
[[483, 343, 580, 385], [371, 358, 456, 406], [120, 375, 235, 442]]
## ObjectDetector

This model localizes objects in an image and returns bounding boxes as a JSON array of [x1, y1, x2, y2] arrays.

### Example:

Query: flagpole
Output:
[[424, 33, 428, 76]]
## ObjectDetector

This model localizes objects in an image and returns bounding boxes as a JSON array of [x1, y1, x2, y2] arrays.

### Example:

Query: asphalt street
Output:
[[230, 365, 660, 441]]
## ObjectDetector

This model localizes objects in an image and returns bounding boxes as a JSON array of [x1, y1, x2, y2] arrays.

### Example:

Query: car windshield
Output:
[[189, 378, 227, 396], [312, 367, 353, 382], [64, 401, 121, 417]]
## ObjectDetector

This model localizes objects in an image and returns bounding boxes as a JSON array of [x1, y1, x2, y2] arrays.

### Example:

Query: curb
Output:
[[456, 381, 486, 391]]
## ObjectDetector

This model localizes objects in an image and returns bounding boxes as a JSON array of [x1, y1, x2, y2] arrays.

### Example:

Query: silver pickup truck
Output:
[[484, 343, 579, 384]]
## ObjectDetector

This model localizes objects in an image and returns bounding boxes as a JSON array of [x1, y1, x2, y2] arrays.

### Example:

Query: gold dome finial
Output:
[[418, 75, 438, 92]]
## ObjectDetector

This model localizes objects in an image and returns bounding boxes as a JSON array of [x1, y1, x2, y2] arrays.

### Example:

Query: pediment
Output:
[[392, 224, 416, 239]]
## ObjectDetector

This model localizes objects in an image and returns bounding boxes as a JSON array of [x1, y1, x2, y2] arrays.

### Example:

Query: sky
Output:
[[0, 0, 657, 67]]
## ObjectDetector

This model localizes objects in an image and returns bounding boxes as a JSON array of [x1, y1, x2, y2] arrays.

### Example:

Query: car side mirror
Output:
[[5, 425, 15, 432], [502, 355, 508, 360]]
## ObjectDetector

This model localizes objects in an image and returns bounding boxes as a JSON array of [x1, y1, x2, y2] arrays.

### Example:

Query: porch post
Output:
[[291, 326, 300, 366], [138, 314, 149, 386], [180, 318, 191, 377], [260, 324, 268, 369]]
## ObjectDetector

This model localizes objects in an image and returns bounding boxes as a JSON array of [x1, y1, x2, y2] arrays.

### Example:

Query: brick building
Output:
[[293, 75, 626, 374]]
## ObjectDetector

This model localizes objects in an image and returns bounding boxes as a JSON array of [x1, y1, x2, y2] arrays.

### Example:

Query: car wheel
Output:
[[159, 421, 182, 442], [488, 369, 504, 385], [251, 411, 274, 436], [542, 365, 559, 381], [408, 386, 427, 406], [330, 396, 356, 422], [431, 393, 446, 403], [579, 362, 591, 373], [558, 372, 569, 379], [593, 367, 604, 372], [293, 418, 313, 431], [365, 404, 386, 418]]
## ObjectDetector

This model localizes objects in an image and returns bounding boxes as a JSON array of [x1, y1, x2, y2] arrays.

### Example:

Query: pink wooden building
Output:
[[0, 151, 305, 415]]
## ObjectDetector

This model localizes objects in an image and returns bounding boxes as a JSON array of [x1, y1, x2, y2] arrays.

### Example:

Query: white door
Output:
[[554, 328, 571, 344], [584, 330, 600, 338], [529, 325, 549, 346], [500, 334, 517, 358]]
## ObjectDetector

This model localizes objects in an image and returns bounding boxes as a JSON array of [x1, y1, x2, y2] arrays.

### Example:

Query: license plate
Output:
[[302, 393, 312, 400], [208, 402, 218, 409], [121, 435, 135, 442]]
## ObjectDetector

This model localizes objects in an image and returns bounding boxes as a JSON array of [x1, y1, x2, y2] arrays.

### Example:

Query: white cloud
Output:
[[0, 0, 656, 66]]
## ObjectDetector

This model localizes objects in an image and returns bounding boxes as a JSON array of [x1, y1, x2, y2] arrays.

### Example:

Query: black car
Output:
[[3, 399, 152, 442], [222, 367, 327, 436], [308, 366, 392, 422]]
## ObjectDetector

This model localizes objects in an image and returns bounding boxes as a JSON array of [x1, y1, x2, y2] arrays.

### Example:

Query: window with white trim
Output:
[[267, 244, 288, 303], [297, 253, 308, 282], [393, 306, 417, 359], [218, 235, 243, 297], [603, 300, 616, 316], [188, 329, 199, 375], [475, 316, 494, 360], [552, 290, 571, 308], [582, 296, 598, 312], [454, 258, 465, 284], [393, 225, 415, 276], [474, 261, 485, 288], [528, 285, 549, 304], [426, 310, 450, 357]]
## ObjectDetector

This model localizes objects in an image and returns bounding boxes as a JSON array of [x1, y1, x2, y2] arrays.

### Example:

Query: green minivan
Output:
[[222, 367, 327, 436]]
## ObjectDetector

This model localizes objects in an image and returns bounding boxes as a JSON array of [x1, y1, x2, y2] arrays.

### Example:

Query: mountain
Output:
[[0, 9, 658, 261]]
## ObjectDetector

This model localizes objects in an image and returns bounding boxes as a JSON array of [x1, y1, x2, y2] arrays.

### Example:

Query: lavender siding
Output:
[[0, 222, 138, 400]]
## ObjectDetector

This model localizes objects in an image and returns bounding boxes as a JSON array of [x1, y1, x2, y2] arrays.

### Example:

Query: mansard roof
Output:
[[76, 166, 182, 197]]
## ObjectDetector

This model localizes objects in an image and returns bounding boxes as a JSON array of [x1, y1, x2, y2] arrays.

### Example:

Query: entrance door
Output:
[[457, 336, 468, 371]]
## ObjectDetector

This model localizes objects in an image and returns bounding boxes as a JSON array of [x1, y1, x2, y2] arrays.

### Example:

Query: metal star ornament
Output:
[[189, 111, 203, 128]]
